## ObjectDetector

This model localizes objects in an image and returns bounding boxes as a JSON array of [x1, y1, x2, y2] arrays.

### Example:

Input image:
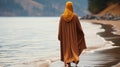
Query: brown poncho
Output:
[[58, 1, 87, 64]]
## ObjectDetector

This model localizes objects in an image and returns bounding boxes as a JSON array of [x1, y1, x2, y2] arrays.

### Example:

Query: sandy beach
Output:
[[50, 20, 120, 67]]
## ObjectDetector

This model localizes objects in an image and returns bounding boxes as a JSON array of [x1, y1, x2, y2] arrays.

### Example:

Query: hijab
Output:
[[62, 1, 74, 22]]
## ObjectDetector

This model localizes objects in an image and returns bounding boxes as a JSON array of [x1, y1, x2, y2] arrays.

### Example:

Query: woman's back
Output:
[[58, 1, 87, 67]]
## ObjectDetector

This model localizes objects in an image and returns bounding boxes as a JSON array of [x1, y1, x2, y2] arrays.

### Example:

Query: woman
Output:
[[58, 1, 87, 67]]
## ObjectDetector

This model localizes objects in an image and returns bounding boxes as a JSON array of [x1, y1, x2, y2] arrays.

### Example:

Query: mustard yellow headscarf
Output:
[[62, 1, 74, 22]]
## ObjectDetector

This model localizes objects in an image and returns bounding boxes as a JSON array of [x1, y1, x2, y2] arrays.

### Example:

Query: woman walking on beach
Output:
[[58, 1, 87, 67]]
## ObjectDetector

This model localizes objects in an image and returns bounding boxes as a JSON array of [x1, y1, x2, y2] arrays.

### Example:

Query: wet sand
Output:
[[50, 20, 120, 67]]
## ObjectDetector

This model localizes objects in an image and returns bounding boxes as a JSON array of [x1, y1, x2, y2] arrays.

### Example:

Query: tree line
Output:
[[88, 0, 120, 14]]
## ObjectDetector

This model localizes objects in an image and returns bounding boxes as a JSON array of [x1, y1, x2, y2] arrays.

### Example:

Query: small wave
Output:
[[14, 57, 59, 67], [83, 32, 115, 54], [84, 46, 119, 54], [83, 35, 118, 54]]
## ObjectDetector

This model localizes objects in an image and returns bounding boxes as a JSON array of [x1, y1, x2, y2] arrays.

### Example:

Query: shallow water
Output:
[[0, 17, 113, 67]]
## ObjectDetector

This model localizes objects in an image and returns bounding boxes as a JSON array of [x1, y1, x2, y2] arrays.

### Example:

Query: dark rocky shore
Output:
[[81, 13, 120, 21]]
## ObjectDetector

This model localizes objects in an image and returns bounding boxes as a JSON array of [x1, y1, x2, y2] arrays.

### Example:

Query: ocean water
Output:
[[0, 17, 113, 67]]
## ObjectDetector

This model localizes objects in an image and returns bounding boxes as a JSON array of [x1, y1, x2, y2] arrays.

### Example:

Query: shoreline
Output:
[[82, 20, 120, 67], [50, 20, 120, 67], [81, 20, 120, 35], [81, 19, 120, 46]]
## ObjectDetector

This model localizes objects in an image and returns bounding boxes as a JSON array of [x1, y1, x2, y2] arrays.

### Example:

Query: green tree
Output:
[[88, 0, 108, 14]]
